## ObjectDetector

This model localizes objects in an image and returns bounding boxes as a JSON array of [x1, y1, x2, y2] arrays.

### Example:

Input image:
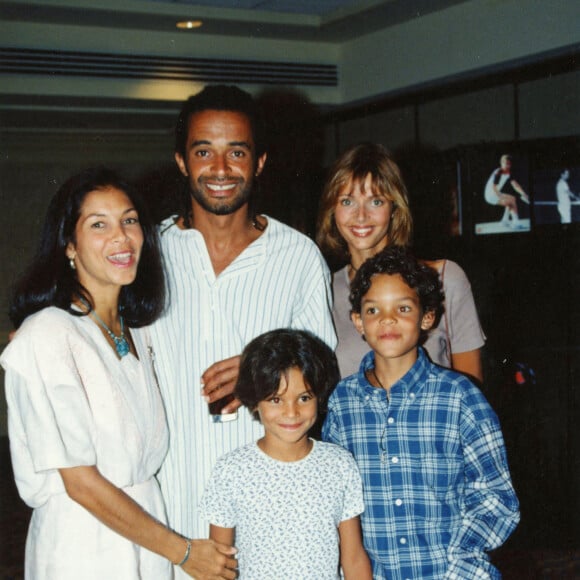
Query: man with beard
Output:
[[150, 86, 336, 570]]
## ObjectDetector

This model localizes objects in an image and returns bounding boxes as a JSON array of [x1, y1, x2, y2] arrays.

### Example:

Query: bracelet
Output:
[[176, 538, 191, 567]]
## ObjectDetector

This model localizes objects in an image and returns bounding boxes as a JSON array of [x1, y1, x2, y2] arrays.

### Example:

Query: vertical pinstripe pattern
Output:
[[150, 216, 336, 539]]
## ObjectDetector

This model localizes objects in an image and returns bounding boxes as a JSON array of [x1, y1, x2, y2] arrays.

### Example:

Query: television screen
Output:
[[533, 167, 580, 225], [474, 152, 531, 235]]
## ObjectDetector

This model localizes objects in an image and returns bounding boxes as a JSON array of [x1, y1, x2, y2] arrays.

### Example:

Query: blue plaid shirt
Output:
[[323, 348, 519, 580]]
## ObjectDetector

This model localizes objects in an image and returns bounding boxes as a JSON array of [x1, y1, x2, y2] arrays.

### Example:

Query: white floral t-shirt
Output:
[[200, 440, 364, 579]]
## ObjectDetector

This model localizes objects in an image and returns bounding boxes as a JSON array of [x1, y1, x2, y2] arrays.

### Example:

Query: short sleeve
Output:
[[199, 455, 237, 529], [1, 310, 97, 474], [443, 261, 486, 354], [338, 450, 365, 523]]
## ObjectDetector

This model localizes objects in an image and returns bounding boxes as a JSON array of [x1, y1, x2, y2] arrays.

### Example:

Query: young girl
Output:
[[200, 329, 372, 580]]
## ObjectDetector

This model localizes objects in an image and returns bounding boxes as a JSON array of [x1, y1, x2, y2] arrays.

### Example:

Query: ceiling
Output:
[[146, 0, 386, 17], [0, 0, 470, 42]]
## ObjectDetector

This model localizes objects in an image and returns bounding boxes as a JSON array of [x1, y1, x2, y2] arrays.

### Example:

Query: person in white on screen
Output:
[[556, 169, 578, 224], [484, 154, 529, 229]]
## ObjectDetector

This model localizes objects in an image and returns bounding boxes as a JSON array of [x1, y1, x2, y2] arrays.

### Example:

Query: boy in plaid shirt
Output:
[[323, 247, 519, 579]]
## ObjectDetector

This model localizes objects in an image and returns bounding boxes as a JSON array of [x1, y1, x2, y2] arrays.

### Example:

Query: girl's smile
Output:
[[256, 367, 317, 462]]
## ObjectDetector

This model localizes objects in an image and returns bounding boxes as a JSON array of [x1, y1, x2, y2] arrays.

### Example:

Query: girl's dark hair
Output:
[[349, 246, 444, 339], [9, 166, 165, 329], [235, 329, 339, 421]]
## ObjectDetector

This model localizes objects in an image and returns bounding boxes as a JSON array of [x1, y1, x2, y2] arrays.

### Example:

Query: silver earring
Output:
[[69, 258, 76, 270]]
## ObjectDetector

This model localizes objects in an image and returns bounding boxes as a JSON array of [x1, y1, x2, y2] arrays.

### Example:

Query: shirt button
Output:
[[395, 499, 403, 506], [399, 537, 407, 545], [392, 456, 399, 464], [365, 395, 370, 401], [409, 393, 415, 400], [387, 417, 394, 424]]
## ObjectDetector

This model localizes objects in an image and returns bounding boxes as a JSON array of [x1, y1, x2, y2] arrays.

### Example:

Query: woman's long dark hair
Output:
[[9, 167, 165, 329]]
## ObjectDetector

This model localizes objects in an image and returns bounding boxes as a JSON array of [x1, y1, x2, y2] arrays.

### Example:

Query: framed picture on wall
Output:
[[529, 138, 580, 227], [474, 151, 531, 235], [533, 167, 580, 225]]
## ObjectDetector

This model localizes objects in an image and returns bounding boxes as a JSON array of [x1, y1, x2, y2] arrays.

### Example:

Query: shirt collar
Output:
[[354, 347, 431, 398]]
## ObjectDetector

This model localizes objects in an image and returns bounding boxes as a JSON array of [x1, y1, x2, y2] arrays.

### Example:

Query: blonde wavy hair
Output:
[[316, 143, 413, 262]]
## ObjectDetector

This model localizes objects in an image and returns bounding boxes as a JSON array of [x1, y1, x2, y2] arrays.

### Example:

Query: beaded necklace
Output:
[[80, 299, 130, 358]]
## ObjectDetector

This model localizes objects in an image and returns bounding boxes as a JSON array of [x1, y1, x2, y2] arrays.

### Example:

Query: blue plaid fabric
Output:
[[323, 348, 520, 580]]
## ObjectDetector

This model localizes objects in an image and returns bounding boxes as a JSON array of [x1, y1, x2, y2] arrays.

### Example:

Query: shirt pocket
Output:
[[410, 453, 463, 525]]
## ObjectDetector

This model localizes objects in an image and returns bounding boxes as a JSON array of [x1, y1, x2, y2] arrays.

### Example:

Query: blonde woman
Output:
[[317, 143, 485, 382]]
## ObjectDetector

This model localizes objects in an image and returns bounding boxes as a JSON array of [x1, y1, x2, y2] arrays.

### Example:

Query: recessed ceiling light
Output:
[[176, 20, 203, 30]]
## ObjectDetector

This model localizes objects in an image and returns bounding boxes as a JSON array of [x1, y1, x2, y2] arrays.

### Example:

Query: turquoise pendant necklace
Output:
[[80, 299, 130, 358]]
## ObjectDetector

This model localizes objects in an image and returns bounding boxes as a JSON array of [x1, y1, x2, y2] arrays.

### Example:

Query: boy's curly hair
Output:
[[349, 246, 445, 337]]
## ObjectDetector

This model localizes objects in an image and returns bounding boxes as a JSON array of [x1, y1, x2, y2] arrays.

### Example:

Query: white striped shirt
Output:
[[150, 216, 337, 539]]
